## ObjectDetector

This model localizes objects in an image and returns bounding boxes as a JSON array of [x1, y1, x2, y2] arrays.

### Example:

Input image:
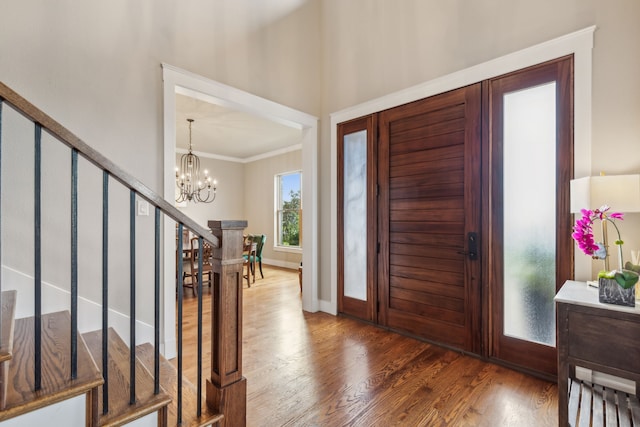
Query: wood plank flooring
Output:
[[179, 266, 558, 426]]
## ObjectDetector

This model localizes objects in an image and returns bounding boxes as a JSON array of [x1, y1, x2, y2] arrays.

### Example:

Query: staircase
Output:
[[0, 82, 247, 426], [0, 309, 103, 424]]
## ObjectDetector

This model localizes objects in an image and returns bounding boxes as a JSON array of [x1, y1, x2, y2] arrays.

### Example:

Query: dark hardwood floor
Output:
[[179, 266, 558, 426]]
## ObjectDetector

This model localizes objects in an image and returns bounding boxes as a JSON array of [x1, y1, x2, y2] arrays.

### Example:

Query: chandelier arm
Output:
[[196, 187, 216, 203]]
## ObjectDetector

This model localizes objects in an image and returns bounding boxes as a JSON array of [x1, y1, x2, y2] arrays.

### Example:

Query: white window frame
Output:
[[274, 170, 303, 253]]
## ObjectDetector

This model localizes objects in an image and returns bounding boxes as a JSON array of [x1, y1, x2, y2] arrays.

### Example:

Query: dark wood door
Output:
[[337, 116, 377, 322], [489, 56, 573, 377], [377, 84, 483, 352]]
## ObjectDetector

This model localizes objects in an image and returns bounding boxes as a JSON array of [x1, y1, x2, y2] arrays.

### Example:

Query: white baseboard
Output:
[[163, 338, 176, 360], [1, 265, 155, 347], [262, 258, 300, 270], [319, 299, 336, 315]]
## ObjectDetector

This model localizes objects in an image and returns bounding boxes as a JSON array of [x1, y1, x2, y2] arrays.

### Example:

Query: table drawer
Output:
[[567, 310, 640, 373]]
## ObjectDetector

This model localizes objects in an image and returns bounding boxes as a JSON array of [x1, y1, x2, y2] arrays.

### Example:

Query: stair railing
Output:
[[0, 82, 246, 426]]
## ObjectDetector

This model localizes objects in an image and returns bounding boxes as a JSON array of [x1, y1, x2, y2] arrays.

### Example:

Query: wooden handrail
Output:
[[0, 81, 245, 425], [0, 81, 215, 245]]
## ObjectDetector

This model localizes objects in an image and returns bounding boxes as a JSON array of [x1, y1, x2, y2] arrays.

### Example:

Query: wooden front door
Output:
[[377, 84, 483, 352]]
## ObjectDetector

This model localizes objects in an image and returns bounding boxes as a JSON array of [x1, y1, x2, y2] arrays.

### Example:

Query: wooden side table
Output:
[[555, 280, 640, 425]]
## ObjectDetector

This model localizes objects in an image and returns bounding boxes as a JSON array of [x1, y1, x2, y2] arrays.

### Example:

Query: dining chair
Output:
[[182, 237, 213, 296], [243, 237, 256, 286], [243, 234, 266, 279], [243, 257, 252, 288]]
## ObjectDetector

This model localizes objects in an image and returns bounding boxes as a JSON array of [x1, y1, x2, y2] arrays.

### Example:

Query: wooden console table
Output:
[[555, 280, 640, 426]]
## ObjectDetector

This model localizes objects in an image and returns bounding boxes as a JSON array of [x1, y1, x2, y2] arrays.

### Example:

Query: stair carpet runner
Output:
[[0, 291, 222, 426]]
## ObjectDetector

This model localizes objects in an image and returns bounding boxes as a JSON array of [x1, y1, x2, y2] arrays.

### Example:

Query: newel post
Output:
[[206, 220, 247, 426]]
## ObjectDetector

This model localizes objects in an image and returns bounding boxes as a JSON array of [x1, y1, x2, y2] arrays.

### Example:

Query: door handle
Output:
[[457, 232, 479, 260]]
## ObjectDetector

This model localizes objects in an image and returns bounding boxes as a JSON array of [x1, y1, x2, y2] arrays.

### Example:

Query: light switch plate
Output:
[[137, 200, 149, 216]]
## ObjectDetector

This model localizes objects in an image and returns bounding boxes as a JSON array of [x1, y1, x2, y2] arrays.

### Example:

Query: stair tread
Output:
[[137, 342, 224, 427], [0, 310, 104, 421], [83, 328, 172, 427], [0, 290, 17, 363]]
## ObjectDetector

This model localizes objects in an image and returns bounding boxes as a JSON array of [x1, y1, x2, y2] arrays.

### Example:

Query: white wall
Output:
[[174, 149, 303, 269], [175, 155, 244, 228], [244, 149, 303, 268], [0, 98, 156, 321], [1, 1, 639, 312], [0, 1, 322, 329], [319, 0, 640, 300]]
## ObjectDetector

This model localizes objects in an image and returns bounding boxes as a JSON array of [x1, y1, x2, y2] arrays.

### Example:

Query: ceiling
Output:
[[175, 94, 303, 162]]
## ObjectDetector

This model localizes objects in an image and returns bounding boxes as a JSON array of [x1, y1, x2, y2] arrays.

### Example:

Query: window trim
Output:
[[274, 170, 302, 250]]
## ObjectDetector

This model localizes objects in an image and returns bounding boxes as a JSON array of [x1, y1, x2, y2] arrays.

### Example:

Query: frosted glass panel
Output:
[[343, 130, 367, 301], [503, 82, 556, 346]]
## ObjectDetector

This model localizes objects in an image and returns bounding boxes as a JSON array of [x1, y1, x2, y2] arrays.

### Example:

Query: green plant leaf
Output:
[[625, 262, 640, 273], [614, 270, 639, 289]]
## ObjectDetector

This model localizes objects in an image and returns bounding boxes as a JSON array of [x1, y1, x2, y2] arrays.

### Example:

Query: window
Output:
[[275, 171, 302, 249]]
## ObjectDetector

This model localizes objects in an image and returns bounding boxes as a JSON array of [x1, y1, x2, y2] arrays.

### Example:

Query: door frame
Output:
[[337, 115, 378, 322], [487, 57, 574, 376], [329, 26, 595, 317], [162, 64, 319, 359]]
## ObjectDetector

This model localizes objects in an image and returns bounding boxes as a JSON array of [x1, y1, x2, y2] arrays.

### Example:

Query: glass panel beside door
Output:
[[343, 130, 367, 301], [337, 116, 377, 322], [503, 82, 557, 347], [489, 56, 573, 377]]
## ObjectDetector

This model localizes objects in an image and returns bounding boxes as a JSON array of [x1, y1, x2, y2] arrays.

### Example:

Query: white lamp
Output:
[[570, 174, 640, 214], [570, 174, 640, 271]]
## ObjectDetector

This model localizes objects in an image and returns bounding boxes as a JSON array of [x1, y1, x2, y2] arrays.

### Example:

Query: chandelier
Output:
[[175, 118, 217, 204]]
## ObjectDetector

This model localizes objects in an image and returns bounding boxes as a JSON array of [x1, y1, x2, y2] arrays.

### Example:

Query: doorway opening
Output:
[[161, 64, 318, 359]]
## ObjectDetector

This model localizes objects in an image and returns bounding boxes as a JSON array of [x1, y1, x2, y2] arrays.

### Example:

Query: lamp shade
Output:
[[570, 174, 640, 213]]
